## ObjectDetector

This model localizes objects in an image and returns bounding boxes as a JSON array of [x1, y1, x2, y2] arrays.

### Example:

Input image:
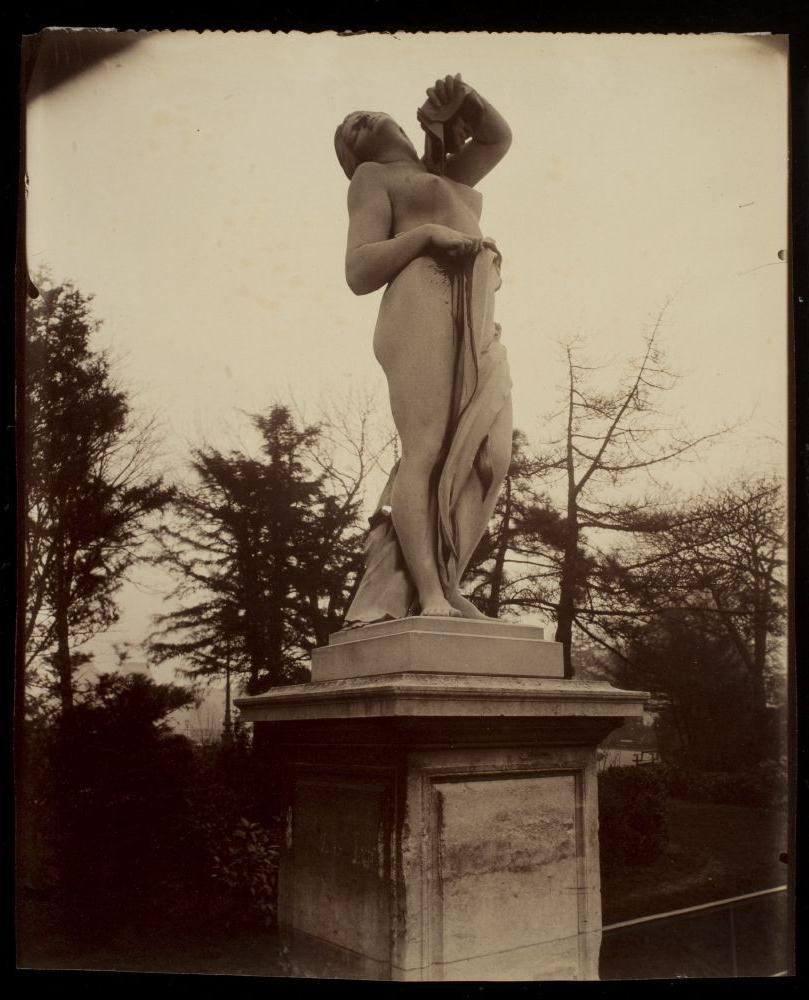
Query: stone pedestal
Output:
[[312, 615, 564, 681], [236, 619, 646, 981]]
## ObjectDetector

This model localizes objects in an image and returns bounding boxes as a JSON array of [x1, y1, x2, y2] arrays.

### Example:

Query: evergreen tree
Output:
[[606, 609, 755, 767], [23, 277, 171, 718], [149, 405, 366, 695]]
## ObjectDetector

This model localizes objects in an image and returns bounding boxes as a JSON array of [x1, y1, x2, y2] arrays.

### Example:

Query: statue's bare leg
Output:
[[445, 397, 513, 618], [379, 273, 462, 619], [387, 412, 462, 618], [391, 455, 460, 617]]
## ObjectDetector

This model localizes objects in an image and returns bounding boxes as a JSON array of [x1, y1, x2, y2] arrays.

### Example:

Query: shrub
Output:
[[18, 681, 284, 943], [657, 758, 788, 809], [658, 766, 731, 803], [180, 741, 283, 931], [211, 817, 279, 926], [598, 765, 668, 871]]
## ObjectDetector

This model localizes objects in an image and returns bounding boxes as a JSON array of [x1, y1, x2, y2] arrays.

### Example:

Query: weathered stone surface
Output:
[[312, 616, 563, 682], [284, 778, 390, 963], [435, 775, 579, 963]]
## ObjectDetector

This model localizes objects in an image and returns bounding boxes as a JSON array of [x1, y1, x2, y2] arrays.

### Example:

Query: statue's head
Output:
[[334, 111, 416, 179], [334, 115, 362, 179]]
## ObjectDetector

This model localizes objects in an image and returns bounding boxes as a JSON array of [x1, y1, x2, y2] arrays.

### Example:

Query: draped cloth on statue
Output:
[[344, 245, 512, 627]]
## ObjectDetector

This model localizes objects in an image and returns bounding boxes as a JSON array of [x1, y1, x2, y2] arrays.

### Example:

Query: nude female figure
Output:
[[334, 73, 514, 621]]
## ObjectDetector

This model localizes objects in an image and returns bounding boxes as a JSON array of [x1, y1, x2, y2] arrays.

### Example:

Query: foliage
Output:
[[73, 670, 196, 735], [149, 405, 370, 695], [598, 758, 786, 880], [23, 276, 172, 715], [599, 476, 786, 765], [598, 765, 669, 871], [18, 677, 283, 940], [627, 478, 784, 707], [656, 759, 788, 811], [183, 736, 282, 927], [19, 674, 197, 926], [211, 818, 279, 926], [607, 610, 756, 768]]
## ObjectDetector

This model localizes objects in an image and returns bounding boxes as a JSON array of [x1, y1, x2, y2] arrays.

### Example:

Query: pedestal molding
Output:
[[236, 672, 648, 724]]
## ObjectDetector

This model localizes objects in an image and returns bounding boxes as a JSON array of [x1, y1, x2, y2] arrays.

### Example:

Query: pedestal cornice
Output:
[[235, 672, 648, 724]]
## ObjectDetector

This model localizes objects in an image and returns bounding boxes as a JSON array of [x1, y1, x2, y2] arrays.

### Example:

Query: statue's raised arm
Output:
[[419, 73, 512, 187]]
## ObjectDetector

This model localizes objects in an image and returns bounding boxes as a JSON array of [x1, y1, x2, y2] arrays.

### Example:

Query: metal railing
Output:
[[600, 885, 789, 980]]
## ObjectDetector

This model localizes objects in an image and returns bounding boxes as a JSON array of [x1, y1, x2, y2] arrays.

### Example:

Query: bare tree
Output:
[[537, 307, 725, 675]]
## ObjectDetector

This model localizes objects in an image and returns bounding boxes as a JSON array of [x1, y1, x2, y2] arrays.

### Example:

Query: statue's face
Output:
[[342, 111, 413, 163]]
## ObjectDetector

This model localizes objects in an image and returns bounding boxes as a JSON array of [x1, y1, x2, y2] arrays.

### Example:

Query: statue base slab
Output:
[[312, 615, 563, 682], [237, 655, 647, 982]]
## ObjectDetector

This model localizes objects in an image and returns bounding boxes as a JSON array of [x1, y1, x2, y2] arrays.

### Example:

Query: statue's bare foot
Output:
[[447, 591, 495, 620], [420, 597, 463, 618]]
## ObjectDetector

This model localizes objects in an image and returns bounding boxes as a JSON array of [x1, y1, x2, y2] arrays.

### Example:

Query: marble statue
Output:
[[334, 73, 513, 624]]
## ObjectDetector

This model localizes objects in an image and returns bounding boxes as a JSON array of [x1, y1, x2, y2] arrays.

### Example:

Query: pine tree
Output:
[[149, 406, 366, 695]]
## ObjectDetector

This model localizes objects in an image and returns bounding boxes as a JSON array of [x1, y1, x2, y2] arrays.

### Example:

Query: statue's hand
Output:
[[427, 223, 482, 257], [425, 72, 467, 111], [425, 74, 486, 151]]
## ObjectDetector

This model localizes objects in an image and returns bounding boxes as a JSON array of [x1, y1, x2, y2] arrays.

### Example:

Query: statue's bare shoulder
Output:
[[348, 161, 391, 201]]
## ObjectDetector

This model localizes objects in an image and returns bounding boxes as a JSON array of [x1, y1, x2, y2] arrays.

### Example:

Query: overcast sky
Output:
[[26, 31, 789, 679]]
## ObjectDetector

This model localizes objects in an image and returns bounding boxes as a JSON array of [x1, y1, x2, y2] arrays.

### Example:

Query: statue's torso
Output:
[[383, 163, 483, 239]]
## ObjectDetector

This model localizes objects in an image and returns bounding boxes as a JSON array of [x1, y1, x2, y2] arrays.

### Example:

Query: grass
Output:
[[601, 798, 789, 925]]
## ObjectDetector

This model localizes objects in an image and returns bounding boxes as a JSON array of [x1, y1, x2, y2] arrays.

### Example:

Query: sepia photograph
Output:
[[17, 28, 792, 980]]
